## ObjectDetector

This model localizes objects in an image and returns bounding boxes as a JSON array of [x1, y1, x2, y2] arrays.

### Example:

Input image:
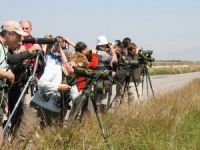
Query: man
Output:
[[20, 20, 32, 36], [95, 35, 117, 112], [3, 20, 42, 136], [31, 37, 71, 127], [0, 19, 28, 144], [20, 20, 40, 51]]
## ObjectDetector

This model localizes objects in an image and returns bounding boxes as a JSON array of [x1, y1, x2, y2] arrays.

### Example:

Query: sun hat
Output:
[[96, 35, 109, 46], [1, 20, 28, 36]]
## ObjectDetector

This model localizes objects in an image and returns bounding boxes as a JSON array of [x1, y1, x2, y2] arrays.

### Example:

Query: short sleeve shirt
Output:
[[0, 44, 8, 69]]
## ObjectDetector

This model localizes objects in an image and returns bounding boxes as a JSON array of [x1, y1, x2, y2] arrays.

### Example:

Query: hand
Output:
[[109, 43, 115, 50], [65, 61, 77, 73], [2, 102, 8, 114], [68, 61, 77, 67], [91, 49, 97, 54], [6, 69, 15, 83], [135, 47, 140, 55], [17, 45, 26, 52], [64, 38, 75, 47], [29, 44, 42, 52], [112, 71, 116, 78], [58, 84, 71, 92]]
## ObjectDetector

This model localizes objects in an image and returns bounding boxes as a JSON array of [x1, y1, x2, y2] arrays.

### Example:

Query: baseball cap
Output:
[[1, 20, 28, 36], [96, 35, 109, 46]]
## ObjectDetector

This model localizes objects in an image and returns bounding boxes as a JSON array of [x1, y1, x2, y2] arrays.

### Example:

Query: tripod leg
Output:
[[66, 94, 87, 128], [147, 72, 155, 99], [3, 76, 33, 135], [146, 74, 149, 100], [108, 81, 123, 110], [90, 96, 112, 150], [131, 74, 140, 99], [122, 82, 127, 98], [141, 72, 145, 96]]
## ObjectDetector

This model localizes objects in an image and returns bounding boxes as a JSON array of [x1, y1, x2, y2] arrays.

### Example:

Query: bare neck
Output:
[[0, 36, 5, 45]]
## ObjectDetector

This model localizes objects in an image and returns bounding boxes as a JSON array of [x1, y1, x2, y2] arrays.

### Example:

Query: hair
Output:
[[115, 40, 122, 47], [43, 34, 54, 53], [0, 30, 7, 37], [96, 44, 107, 51], [127, 42, 137, 55], [122, 37, 131, 48], [20, 20, 32, 29], [75, 42, 87, 53], [71, 52, 89, 67], [56, 35, 65, 42]]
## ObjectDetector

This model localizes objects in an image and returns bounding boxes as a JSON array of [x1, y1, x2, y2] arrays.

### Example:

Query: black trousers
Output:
[[8, 84, 24, 133]]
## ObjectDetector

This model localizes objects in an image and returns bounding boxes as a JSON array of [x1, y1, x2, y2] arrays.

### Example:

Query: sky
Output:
[[1, 0, 200, 61]]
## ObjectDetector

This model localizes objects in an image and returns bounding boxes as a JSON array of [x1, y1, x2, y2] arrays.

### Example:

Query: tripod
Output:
[[3, 52, 40, 136], [141, 64, 155, 99], [66, 73, 111, 148], [108, 67, 140, 109], [121, 68, 140, 100]]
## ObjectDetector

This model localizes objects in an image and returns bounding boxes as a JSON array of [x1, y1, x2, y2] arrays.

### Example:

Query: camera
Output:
[[138, 49, 155, 63], [73, 67, 111, 80], [120, 56, 139, 68]]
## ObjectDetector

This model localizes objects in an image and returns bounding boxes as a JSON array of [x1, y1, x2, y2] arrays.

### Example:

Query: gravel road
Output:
[[150, 72, 200, 95], [110, 72, 200, 102]]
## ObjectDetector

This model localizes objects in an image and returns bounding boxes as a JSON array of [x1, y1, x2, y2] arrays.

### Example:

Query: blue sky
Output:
[[1, 0, 200, 60]]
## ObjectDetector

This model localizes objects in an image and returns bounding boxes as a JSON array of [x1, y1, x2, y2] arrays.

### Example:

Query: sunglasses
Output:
[[22, 27, 30, 30]]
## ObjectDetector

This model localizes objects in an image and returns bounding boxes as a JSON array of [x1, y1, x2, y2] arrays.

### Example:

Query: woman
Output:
[[71, 41, 98, 92], [69, 41, 98, 121]]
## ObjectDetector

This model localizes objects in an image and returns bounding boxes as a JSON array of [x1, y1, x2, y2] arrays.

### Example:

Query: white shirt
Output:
[[38, 52, 62, 95]]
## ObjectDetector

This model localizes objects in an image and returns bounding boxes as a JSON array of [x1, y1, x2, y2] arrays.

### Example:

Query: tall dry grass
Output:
[[150, 61, 200, 75], [3, 79, 200, 150]]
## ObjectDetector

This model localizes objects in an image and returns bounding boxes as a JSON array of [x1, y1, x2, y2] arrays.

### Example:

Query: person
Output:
[[0, 19, 29, 144], [71, 42, 98, 92], [121, 37, 131, 56], [108, 40, 125, 109], [125, 42, 142, 103], [95, 35, 117, 112], [3, 20, 42, 136], [32, 35, 71, 127], [69, 42, 98, 120], [113, 37, 133, 105], [20, 20, 32, 36]]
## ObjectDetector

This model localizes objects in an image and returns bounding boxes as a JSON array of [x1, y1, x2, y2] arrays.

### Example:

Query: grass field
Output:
[[150, 61, 200, 75], [4, 78, 200, 149]]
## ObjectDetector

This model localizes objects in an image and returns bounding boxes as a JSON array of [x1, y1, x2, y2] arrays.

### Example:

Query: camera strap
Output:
[[0, 42, 8, 67]]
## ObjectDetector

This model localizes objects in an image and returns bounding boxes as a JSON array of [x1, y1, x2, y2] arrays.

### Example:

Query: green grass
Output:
[[5, 79, 200, 150]]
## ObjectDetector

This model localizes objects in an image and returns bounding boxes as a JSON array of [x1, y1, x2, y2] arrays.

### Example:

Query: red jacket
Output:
[[77, 53, 99, 92]]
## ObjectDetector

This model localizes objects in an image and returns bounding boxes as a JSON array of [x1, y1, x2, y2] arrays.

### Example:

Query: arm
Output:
[[109, 44, 118, 63], [7, 50, 34, 64], [60, 48, 68, 64]]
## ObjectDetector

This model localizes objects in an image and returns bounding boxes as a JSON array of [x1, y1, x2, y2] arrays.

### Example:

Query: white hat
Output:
[[96, 35, 109, 46], [1, 20, 28, 36]]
